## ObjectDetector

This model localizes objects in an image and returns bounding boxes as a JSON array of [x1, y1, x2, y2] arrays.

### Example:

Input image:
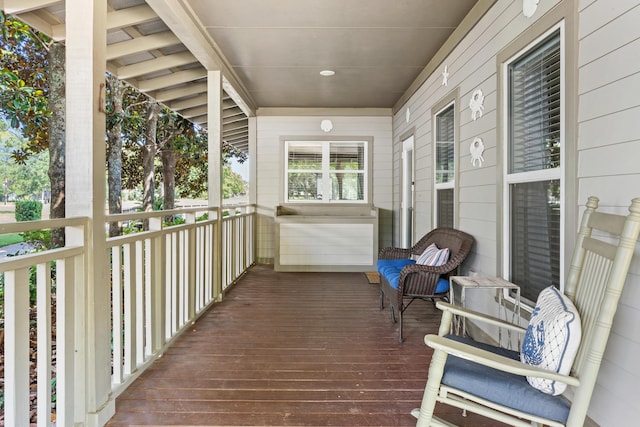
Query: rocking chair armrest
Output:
[[425, 334, 581, 387], [435, 301, 527, 335]]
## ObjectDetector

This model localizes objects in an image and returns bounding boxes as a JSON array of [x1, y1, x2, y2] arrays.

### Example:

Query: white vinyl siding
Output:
[[577, 1, 640, 425]]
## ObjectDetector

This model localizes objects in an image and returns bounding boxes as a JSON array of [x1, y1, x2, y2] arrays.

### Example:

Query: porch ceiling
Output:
[[3, 0, 493, 152]]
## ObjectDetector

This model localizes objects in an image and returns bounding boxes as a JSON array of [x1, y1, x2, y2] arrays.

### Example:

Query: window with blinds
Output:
[[285, 141, 368, 203], [506, 29, 562, 303], [435, 103, 455, 227]]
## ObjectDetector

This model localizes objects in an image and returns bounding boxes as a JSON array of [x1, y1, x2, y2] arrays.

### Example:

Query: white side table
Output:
[[449, 276, 521, 347]]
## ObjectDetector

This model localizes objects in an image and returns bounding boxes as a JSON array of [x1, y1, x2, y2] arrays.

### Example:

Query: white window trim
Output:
[[501, 21, 566, 306]]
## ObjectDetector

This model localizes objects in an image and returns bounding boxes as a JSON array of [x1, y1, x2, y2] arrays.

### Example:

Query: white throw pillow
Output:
[[416, 243, 449, 266], [520, 286, 582, 395]]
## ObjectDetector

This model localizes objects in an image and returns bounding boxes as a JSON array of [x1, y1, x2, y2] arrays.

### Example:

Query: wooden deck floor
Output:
[[107, 265, 501, 426]]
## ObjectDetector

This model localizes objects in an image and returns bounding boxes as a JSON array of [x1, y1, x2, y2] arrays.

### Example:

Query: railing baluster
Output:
[[112, 246, 124, 385], [123, 242, 136, 375], [56, 255, 76, 426], [135, 239, 145, 366], [37, 262, 52, 427], [4, 268, 31, 426]]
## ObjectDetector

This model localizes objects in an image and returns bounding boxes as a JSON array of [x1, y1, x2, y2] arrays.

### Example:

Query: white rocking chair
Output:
[[413, 196, 640, 427]]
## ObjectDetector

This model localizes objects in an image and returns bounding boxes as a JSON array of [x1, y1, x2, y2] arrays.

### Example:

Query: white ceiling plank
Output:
[[169, 94, 207, 111], [153, 82, 207, 102], [3, 0, 61, 14], [116, 52, 197, 79], [106, 32, 180, 61], [138, 69, 206, 93], [107, 4, 159, 30]]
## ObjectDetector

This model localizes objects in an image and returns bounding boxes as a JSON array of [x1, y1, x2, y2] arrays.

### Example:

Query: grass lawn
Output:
[[0, 233, 24, 247]]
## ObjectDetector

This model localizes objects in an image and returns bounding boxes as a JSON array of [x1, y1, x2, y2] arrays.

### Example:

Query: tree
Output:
[[222, 164, 247, 199], [1, 12, 65, 246], [105, 73, 125, 236], [0, 120, 49, 201]]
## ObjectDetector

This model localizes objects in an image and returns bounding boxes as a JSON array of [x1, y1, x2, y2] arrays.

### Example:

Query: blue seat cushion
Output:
[[377, 259, 449, 293], [441, 335, 571, 423]]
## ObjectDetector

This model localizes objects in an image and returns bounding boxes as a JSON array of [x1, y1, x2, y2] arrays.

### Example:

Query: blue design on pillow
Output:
[[522, 322, 545, 365]]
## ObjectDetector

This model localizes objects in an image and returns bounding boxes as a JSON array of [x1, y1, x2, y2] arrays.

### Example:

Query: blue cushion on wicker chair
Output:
[[377, 259, 448, 293], [441, 335, 571, 423]]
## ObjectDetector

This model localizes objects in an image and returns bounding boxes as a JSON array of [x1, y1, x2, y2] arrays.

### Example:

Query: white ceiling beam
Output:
[[223, 121, 248, 133], [138, 69, 206, 93], [106, 32, 180, 61], [49, 4, 159, 41], [11, 11, 55, 39], [116, 52, 197, 79], [181, 105, 207, 119], [146, 0, 256, 115], [223, 107, 244, 119], [153, 82, 207, 102], [225, 134, 249, 144], [107, 4, 158, 29], [169, 94, 207, 111], [191, 115, 207, 125], [3, 0, 61, 14]]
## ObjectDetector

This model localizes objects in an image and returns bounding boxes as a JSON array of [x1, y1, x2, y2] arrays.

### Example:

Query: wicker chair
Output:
[[378, 227, 474, 342]]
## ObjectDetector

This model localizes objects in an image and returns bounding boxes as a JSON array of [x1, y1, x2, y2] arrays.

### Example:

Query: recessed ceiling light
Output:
[[320, 70, 335, 77]]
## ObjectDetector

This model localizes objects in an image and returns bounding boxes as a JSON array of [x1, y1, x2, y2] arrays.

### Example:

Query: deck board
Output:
[[107, 265, 503, 426]]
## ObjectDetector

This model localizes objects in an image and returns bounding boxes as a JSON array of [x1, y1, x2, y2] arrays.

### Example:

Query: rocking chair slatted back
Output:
[[564, 196, 640, 425]]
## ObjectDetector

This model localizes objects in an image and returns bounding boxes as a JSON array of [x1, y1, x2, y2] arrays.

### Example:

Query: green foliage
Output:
[[0, 11, 51, 160], [15, 199, 42, 221], [222, 164, 247, 199], [0, 120, 50, 200]]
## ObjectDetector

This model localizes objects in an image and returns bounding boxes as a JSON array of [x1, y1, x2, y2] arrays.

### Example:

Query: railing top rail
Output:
[[0, 245, 85, 271], [0, 216, 88, 234], [106, 206, 218, 221]]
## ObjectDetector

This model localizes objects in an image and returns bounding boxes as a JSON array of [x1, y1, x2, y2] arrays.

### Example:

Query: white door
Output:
[[401, 136, 414, 248]]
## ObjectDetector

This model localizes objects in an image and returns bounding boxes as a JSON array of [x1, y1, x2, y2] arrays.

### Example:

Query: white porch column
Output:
[[65, 0, 114, 425], [248, 117, 257, 207], [208, 70, 224, 300]]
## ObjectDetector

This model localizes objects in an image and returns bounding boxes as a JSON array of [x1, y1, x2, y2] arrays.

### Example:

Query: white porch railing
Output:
[[0, 204, 255, 426]]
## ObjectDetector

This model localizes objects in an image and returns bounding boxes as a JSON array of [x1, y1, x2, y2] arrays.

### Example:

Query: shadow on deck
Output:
[[107, 265, 501, 426]]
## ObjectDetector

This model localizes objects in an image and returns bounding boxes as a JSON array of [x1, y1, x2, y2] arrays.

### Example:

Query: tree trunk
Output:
[[161, 141, 177, 223], [47, 42, 65, 248], [106, 75, 124, 236], [142, 102, 159, 229]]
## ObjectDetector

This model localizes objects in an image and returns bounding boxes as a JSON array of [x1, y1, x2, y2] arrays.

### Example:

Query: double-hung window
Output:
[[435, 103, 455, 228], [504, 27, 562, 303], [285, 140, 368, 203]]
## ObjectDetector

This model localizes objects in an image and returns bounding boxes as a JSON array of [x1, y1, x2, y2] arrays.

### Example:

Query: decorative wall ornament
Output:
[[470, 137, 485, 167], [406, 107, 411, 123], [442, 65, 449, 87], [523, 0, 540, 18], [469, 89, 485, 121], [320, 119, 333, 132]]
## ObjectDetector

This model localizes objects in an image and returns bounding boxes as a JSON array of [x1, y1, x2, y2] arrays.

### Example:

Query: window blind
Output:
[[435, 104, 455, 184], [509, 33, 561, 174], [437, 188, 454, 229], [508, 30, 562, 302]]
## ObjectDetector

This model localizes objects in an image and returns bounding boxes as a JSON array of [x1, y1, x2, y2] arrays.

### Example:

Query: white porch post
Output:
[[65, 0, 114, 425], [208, 70, 224, 300]]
